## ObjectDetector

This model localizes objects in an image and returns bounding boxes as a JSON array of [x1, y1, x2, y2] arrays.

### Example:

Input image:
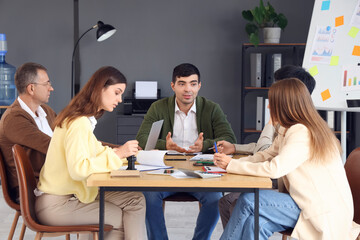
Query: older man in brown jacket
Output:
[[0, 62, 56, 202]]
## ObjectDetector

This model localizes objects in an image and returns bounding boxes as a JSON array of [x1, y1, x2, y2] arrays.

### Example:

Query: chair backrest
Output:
[[0, 148, 20, 211], [344, 147, 360, 224], [12, 144, 42, 232]]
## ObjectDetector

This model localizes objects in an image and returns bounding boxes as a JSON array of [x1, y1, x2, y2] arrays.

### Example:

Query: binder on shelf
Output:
[[264, 98, 270, 125], [256, 96, 264, 131], [265, 53, 282, 87], [327, 111, 335, 130], [250, 53, 262, 87]]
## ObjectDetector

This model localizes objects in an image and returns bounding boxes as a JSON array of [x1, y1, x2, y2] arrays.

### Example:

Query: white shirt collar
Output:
[[88, 116, 97, 131], [18, 96, 47, 118], [175, 100, 197, 114], [17, 96, 53, 137]]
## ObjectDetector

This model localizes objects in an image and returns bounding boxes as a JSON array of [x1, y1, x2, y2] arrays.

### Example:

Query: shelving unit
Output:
[[240, 43, 306, 143], [240, 43, 355, 153]]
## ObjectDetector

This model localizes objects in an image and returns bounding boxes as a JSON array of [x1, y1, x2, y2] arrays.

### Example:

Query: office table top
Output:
[[87, 154, 272, 190]]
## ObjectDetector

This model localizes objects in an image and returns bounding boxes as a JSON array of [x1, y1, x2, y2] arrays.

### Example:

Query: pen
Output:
[[166, 158, 187, 161], [207, 146, 215, 150], [214, 141, 218, 153]]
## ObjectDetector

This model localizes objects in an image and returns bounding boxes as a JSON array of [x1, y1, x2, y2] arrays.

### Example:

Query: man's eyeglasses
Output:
[[33, 81, 52, 87]]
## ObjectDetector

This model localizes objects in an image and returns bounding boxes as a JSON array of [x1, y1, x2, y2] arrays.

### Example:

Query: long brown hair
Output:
[[55, 66, 127, 128], [269, 78, 341, 162]]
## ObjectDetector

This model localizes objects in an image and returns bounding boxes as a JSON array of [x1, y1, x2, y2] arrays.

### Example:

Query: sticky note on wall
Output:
[[348, 27, 360, 38], [321, 89, 331, 101], [352, 46, 360, 56], [335, 16, 344, 27], [321, 1, 330, 11], [330, 56, 339, 66], [309, 66, 319, 76]]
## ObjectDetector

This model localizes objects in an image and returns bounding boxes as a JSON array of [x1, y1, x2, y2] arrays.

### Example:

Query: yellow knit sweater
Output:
[[38, 116, 124, 203]]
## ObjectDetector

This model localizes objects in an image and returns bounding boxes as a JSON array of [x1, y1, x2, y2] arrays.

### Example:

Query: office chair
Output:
[[0, 149, 26, 240], [163, 193, 201, 212], [281, 147, 360, 240], [12, 144, 113, 240]]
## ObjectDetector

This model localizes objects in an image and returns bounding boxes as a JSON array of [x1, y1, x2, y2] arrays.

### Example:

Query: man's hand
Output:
[[166, 132, 187, 153], [213, 153, 232, 169], [187, 132, 204, 153], [114, 140, 139, 159], [216, 140, 235, 154]]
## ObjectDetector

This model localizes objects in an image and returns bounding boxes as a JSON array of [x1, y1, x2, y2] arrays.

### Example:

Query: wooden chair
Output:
[[162, 192, 201, 212], [0, 149, 26, 240], [12, 144, 113, 240], [281, 147, 360, 240]]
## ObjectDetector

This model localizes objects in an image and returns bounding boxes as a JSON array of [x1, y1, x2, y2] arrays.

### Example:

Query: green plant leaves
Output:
[[241, 0, 288, 45], [245, 23, 259, 36], [242, 10, 253, 21], [249, 33, 260, 46], [277, 13, 288, 29]]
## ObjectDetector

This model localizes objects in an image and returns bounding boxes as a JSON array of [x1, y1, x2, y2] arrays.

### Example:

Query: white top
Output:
[[17, 97, 53, 137], [87, 116, 97, 131], [172, 101, 198, 149]]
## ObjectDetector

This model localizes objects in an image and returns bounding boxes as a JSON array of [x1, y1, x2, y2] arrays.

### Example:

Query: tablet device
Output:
[[144, 119, 164, 150]]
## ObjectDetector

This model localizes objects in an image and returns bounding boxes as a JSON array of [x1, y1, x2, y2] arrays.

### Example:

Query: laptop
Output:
[[144, 119, 164, 150]]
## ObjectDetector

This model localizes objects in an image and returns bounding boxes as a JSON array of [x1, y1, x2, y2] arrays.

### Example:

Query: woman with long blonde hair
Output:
[[214, 78, 359, 240], [35, 66, 146, 240]]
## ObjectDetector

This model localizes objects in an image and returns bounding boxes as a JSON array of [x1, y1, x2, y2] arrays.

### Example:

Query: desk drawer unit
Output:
[[117, 115, 144, 144]]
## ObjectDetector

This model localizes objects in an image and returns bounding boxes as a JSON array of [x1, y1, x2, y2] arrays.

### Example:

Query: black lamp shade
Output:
[[96, 21, 116, 42]]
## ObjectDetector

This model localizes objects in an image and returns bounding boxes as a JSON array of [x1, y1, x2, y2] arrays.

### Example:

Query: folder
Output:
[[265, 53, 282, 87], [264, 98, 270, 125], [256, 96, 264, 131], [250, 53, 262, 87]]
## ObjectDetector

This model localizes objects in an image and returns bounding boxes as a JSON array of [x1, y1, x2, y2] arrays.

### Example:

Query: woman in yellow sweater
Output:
[[35, 66, 145, 240], [214, 78, 360, 240]]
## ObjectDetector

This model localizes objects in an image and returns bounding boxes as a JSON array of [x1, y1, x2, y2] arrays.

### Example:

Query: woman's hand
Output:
[[216, 140, 235, 155], [114, 140, 139, 159], [213, 153, 232, 169]]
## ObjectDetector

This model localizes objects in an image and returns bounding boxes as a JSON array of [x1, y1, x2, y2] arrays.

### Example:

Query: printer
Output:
[[124, 81, 161, 115]]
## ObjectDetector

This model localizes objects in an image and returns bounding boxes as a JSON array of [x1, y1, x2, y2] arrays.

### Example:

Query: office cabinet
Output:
[[240, 43, 306, 143], [117, 115, 144, 145], [240, 43, 355, 154]]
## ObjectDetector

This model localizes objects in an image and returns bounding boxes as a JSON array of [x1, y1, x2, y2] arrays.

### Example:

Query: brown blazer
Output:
[[0, 99, 56, 201]]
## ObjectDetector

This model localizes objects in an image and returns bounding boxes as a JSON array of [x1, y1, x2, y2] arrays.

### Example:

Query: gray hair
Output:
[[15, 62, 47, 94]]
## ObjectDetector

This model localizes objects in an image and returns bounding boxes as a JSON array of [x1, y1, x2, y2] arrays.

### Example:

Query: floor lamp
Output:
[[71, 20, 116, 98]]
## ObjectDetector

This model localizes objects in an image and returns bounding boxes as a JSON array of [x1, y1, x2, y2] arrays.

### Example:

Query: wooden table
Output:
[[87, 155, 272, 240]]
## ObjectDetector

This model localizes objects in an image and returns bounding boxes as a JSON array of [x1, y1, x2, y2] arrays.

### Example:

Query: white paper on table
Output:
[[119, 150, 172, 171], [170, 171, 196, 179], [189, 154, 214, 161]]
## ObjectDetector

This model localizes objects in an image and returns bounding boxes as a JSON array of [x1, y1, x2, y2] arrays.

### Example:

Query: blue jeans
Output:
[[143, 191, 222, 240], [220, 190, 300, 240]]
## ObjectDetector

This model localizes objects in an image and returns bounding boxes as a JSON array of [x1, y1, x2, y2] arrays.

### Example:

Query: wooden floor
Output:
[[0, 190, 285, 239]]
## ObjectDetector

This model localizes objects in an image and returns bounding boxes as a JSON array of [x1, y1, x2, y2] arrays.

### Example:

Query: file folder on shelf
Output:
[[250, 53, 262, 87], [256, 96, 264, 131]]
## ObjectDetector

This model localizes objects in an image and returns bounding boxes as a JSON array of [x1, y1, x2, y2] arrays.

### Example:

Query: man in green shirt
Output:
[[136, 63, 236, 240]]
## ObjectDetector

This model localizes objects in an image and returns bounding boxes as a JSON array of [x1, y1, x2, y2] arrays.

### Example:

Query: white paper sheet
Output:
[[135, 81, 157, 99]]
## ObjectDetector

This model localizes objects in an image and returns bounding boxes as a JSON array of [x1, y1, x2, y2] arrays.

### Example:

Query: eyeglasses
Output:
[[33, 81, 52, 87]]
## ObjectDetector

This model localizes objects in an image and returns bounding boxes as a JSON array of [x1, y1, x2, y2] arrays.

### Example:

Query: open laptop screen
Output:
[[144, 119, 164, 150]]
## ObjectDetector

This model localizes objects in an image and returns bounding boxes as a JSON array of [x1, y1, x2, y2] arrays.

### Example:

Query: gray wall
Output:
[[0, 0, 73, 113], [78, 0, 316, 143], [7, 1, 359, 152]]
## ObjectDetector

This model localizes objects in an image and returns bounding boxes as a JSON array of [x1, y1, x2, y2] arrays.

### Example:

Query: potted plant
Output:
[[242, 0, 288, 46]]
